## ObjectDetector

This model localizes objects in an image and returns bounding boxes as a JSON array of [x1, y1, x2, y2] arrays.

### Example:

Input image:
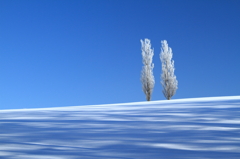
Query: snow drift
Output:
[[0, 96, 240, 159]]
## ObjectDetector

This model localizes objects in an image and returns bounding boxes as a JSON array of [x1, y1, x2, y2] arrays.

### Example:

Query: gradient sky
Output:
[[0, 0, 240, 109]]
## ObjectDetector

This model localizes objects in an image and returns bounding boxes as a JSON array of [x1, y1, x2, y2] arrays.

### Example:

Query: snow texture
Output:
[[160, 40, 178, 100], [0, 96, 240, 159], [141, 38, 155, 101]]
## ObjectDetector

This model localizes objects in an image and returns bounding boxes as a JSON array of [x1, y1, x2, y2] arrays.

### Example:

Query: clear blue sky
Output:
[[0, 0, 239, 109]]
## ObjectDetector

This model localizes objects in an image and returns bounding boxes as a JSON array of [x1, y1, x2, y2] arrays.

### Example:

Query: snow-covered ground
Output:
[[0, 96, 240, 159]]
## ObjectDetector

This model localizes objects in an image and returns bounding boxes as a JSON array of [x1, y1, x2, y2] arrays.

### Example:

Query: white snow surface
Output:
[[0, 96, 240, 159]]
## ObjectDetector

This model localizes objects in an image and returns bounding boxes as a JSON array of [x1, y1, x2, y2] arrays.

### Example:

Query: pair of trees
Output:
[[140, 39, 178, 101]]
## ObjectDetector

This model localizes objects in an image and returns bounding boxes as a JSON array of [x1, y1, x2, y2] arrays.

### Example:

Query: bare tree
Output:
[[160, 40, 178, 100], [141, 39, 155, 101]]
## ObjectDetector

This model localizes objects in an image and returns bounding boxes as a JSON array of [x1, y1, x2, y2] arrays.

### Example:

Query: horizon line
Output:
[[1, 95, 240, 112]]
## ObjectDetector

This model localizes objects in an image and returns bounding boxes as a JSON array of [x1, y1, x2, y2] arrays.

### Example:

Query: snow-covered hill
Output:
[[0, 96, 240, 159]]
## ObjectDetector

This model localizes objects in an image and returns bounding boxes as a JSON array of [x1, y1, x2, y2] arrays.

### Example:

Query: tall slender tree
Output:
[[160, 40, 178, 100], [141, 39, 155, 101]]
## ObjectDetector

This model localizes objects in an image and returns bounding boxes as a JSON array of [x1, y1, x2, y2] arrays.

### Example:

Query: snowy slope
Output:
[[0, 96, 240, 159]]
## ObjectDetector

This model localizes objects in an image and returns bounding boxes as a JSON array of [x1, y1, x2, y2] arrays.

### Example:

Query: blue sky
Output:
[[0, 0, 239, 109]]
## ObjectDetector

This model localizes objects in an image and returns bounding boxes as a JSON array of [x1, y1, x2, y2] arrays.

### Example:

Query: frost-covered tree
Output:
[[140, 39, 155, 101], [160, 40, 178, 100]]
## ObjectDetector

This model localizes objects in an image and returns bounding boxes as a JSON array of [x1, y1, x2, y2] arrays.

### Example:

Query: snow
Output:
[[0, 96, 240, 159]]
